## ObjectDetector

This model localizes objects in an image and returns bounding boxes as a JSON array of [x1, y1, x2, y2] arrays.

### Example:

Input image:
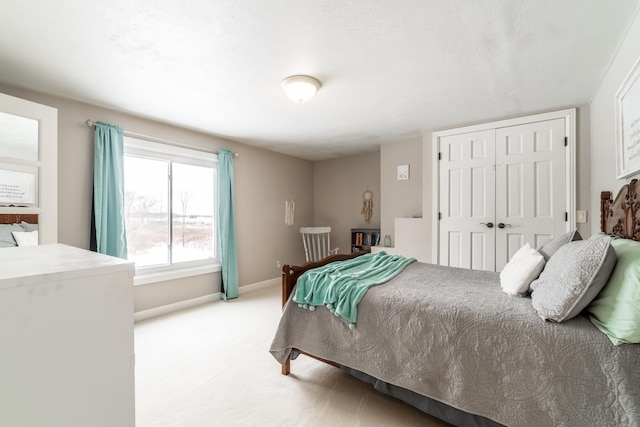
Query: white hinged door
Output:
[[436, 113, 571, 272], [494, 118, 567, 271], [439, 129, 496, 270]]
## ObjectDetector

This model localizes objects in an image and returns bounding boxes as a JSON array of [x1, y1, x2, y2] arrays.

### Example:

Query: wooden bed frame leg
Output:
[[278, 254, 363, 377], [282, 356, 291, 375]]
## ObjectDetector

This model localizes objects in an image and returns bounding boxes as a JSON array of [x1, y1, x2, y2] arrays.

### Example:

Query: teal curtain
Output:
[[93, 121, 128, 259], [218, 149, 239, 300]]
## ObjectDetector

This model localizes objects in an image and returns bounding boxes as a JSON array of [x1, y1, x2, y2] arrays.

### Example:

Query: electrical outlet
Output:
[[276, 260, 282, 269]]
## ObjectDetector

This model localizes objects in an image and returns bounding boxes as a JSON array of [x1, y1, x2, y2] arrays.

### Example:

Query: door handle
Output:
[[480, 222, 494, 229], [497, 223, 512, 229]]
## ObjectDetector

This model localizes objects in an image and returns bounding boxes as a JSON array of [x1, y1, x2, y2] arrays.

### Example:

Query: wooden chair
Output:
[[300, 226, 339, 262]]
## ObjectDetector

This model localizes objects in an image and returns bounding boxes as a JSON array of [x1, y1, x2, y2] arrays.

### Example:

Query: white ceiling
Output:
[[1, 1, 638, 161]]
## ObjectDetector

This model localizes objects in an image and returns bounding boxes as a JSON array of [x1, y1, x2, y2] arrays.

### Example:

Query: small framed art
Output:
[[397, 164, 409, 180]]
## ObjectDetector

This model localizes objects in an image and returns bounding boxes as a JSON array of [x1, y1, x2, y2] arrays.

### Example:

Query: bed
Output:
[[270, 180, 640, 427]]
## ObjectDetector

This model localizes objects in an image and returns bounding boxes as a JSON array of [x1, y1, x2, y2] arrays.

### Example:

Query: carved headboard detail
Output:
[[600, 178, 640, 241]]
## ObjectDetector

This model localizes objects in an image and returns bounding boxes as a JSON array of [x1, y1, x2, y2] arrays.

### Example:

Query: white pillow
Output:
[[11, 230, 38, 247], [500, 243, 545, 296]]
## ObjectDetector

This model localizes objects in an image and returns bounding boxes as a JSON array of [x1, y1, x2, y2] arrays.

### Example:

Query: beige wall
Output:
[[313, 150, 381, 254], [590, 11, 640, 234], [379, 137, 423, 245], [0, 83, 314, 312], [422, 131, 433, 261], [235, 145, 313, 276], [575, 105, 591, 238]]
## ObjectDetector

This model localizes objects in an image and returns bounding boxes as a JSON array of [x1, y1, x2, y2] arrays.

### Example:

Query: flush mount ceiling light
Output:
[[281, 75, 321, 103]]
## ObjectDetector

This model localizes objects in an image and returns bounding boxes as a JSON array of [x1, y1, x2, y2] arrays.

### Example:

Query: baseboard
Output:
[[134, 276, 280, 322], [239, 277, 280, 294]]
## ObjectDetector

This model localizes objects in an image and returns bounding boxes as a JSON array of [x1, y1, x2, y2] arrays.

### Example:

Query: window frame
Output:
[[123, 136, 220, 285]]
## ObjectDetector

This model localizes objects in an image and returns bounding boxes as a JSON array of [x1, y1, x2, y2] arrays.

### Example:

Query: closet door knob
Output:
[[497, 223, 512, 229], [480, 222, 494, 229]]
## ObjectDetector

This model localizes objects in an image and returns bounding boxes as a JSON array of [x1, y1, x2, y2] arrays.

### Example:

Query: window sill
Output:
[[133, 263, 222, 286]]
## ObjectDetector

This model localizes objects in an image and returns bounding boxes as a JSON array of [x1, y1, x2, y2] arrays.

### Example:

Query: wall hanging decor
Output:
[[397, 164, 409, 180], [285, 190, 295, 226], [361, 188, 373, 223]]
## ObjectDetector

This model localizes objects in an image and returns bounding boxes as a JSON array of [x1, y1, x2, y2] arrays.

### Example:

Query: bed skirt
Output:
[[342, 366, 506, 427]]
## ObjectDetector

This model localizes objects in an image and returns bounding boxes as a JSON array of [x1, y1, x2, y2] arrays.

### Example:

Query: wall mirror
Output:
[[0, 111, 39, 161], [0, 92, 57, 244]]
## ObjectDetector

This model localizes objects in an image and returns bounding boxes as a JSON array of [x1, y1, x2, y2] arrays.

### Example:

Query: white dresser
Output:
[[0, 244, 135, 427], [371, 217, 430, 262]]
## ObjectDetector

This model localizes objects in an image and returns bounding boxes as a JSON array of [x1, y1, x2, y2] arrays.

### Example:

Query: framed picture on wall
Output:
[[616, 56, 640, 179], [397, 164, 409, 180]]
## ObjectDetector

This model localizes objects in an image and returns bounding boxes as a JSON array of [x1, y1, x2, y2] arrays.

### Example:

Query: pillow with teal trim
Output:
[[587, 238, 640, 345]]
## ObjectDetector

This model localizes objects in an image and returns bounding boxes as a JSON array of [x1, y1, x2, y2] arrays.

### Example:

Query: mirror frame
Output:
[[0, 92, 57, 243]]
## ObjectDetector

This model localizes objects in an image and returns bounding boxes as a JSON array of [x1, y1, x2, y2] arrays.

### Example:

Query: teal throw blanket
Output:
[[293, 251, 416, 329]]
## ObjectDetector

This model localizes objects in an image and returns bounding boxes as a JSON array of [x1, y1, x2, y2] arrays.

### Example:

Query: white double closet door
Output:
[[437, 115, 572, 272]]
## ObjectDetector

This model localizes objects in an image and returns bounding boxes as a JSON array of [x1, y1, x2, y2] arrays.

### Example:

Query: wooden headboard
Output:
[[0, 213, 38, 224], [600, 178, 640, 241]]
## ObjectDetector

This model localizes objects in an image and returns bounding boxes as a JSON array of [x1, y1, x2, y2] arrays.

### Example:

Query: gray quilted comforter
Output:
[[270, 262, 640, 427]]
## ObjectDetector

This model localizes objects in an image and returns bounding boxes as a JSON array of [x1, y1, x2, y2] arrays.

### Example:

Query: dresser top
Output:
[[0, 244, 134, 287]]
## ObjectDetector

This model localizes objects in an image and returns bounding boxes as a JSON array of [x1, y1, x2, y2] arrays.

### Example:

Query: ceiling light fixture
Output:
[[281, 75, 321, 103]]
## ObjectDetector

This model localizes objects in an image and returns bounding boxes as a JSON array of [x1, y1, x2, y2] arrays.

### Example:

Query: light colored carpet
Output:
[[135, 285, 452, 427]]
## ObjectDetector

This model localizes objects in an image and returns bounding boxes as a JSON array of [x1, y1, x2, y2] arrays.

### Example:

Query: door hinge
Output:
[[438, 152, 442, 160], [438, 212, 442, 220], [565, 212, 568, 222], [564, 136, 568, 147]]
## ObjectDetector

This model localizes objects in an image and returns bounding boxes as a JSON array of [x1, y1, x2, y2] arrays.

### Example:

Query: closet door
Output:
[[439, 130, 496, 270], [436, 113, 571, 272], [494, 118, 567, 271]]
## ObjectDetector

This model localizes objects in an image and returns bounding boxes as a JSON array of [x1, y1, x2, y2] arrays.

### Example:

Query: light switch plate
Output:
[[576, 210, 588, 224]]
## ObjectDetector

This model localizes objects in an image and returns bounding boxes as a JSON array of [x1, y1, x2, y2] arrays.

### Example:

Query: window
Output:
[[123, 137, 218, 279]]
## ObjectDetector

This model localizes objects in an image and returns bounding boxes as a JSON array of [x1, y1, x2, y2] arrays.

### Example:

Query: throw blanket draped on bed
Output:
[[293, 251, 415, 328]]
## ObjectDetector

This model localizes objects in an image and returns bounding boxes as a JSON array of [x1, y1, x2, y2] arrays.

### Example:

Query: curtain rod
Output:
[[85, 119, 238, 157]]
